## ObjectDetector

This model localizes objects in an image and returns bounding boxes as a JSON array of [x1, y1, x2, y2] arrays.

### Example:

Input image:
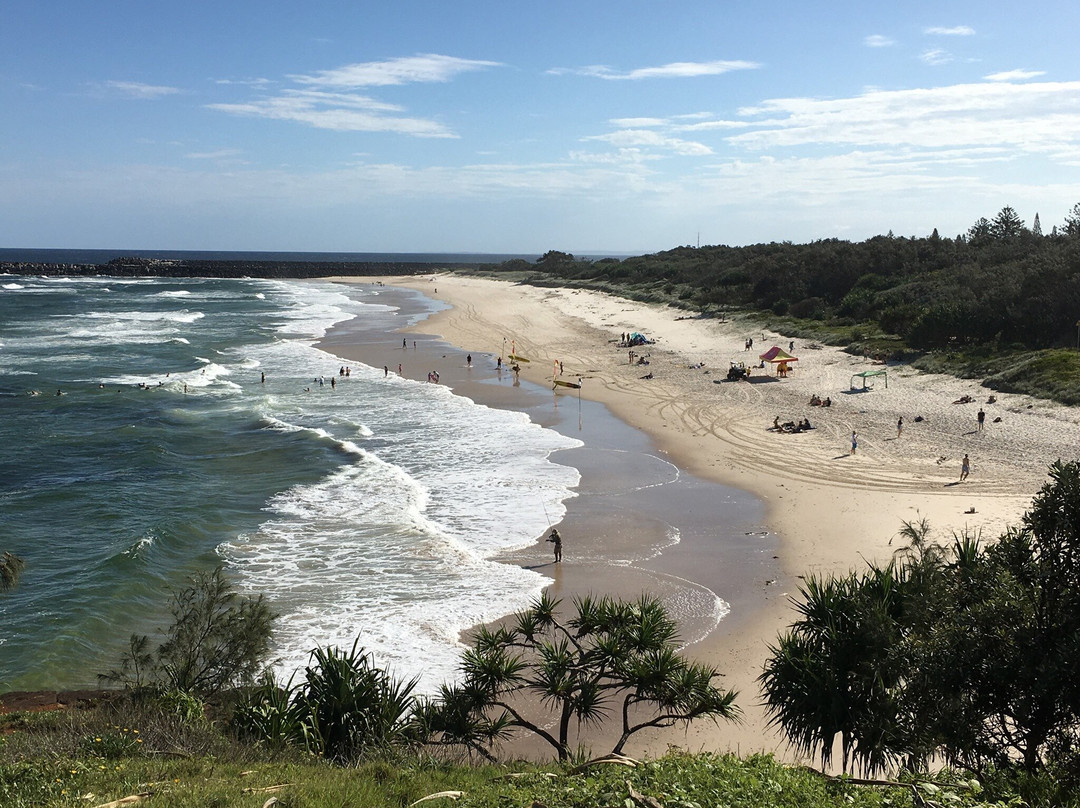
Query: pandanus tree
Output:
[[762, 462, 1080, 782], [759, 565, 910, 775], [419, 593, 739, 761]]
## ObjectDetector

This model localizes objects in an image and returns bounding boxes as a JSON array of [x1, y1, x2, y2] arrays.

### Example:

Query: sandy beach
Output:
[[328, 273, 1080, 761]]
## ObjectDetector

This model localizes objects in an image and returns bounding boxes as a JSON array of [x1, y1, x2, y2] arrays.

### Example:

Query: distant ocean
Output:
[[0, 249, 638, 266], [0, 274, 582, 691]]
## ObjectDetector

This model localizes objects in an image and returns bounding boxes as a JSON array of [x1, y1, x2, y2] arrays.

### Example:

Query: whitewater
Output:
[[0, 275, 580, 691]]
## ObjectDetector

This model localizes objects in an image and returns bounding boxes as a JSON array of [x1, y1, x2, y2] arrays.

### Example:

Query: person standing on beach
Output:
[[547, 527, 562, 563], [960, 453, 970, 481], [850, 430, 858, 454], [897, 417, 903, 438], [977, 408, 985, 432], [403, 338, 408, 349], [467, 354, 472, 367]]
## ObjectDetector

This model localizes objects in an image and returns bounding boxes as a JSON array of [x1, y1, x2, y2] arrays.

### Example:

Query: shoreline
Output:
[[326, 274, 1077, 759], [319, 280, 782, 756]]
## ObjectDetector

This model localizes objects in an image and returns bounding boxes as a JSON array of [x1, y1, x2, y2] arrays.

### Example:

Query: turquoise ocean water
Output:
[[0, 275, 582, 691]]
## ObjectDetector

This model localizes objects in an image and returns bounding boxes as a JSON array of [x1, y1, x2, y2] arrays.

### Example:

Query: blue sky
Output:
[[3, 1, 1080, 253]]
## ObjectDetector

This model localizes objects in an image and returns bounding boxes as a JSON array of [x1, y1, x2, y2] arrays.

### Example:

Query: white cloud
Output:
[[291, 54, 500, 88], [864, 35, 895, 48], [102, 81, 182, 99], [210, 90, 455, 137], [208, 54, 499, 137], [186, 149, 244, 160], [551, 60, 759, 80], [584, 129, 713, 156], [676, 119, 754, 132], [985, 69, 1046, 82], [609, 117, 667, 128], [725, 81, 1080, 159], [920, 48, 953, 66], [214, 78, 273, 87], [925, 25, 975, 36]]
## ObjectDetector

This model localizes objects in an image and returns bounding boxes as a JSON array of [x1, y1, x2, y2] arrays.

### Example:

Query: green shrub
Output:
[[234, 641, 420, 763], [101, 566, 277, 699]]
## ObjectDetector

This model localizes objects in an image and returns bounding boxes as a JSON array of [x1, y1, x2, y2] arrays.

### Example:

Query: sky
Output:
[[3, 1, 1080, 254]]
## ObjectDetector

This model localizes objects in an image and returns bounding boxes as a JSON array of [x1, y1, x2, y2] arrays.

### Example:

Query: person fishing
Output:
[[546, 527, 562, 563]]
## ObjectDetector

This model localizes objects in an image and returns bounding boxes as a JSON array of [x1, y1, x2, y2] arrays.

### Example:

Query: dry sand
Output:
[[331, 273, 1080, 760]]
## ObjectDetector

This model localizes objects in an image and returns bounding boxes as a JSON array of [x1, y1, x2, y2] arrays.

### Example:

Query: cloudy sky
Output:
[[3, 0, 1080, 253]]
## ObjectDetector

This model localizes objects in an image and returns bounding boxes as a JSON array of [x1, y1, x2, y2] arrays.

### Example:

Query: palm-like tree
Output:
[[427, 592, 739, 760], [760, 568, 907, 775]]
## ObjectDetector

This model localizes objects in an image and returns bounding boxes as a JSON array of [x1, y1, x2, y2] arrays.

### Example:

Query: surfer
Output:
[[546, 527, 562, 563]]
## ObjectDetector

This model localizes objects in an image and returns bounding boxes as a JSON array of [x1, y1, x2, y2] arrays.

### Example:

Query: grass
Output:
[[0, 702, 1057, 808]]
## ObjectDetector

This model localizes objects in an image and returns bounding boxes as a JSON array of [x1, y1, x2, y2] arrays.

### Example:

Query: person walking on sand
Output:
[[897, 416, 903, 438], [850, 430, 858, 454], [960, 453, 970, 481], [977, 408, 985, 432], [546, 527, 562, 563]]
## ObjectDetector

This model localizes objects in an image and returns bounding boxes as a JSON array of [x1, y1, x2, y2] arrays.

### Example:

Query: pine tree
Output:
[[990, 206, 1025, 240], [1064, 203, 1080, 238], [1032, 212, 1043, 237]]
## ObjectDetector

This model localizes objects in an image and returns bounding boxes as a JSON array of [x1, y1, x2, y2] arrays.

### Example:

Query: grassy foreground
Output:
[[0, 704, 1025, 808]]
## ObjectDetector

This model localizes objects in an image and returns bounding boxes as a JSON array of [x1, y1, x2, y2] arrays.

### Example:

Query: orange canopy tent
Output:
[[758, 346, 798, 376]]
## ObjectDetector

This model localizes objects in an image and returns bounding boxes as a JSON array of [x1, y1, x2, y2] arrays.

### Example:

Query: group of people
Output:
[[807, 394, 832, 407], [772, 415, 813, 433]]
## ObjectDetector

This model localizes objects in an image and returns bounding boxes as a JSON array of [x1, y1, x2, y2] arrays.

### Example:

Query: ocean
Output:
[[0, 274, 584, 691]]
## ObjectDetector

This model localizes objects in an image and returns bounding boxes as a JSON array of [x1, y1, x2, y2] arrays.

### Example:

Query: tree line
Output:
[[504, 204, 1080, 353]]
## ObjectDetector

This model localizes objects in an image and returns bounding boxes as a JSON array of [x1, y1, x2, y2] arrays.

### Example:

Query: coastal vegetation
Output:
[[99, 567, 276, 700], [761, 460, 1080, 802], [8, 464, 1080, 804], [418, 593, 738, 761], [487, 204, 1080, 404]]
